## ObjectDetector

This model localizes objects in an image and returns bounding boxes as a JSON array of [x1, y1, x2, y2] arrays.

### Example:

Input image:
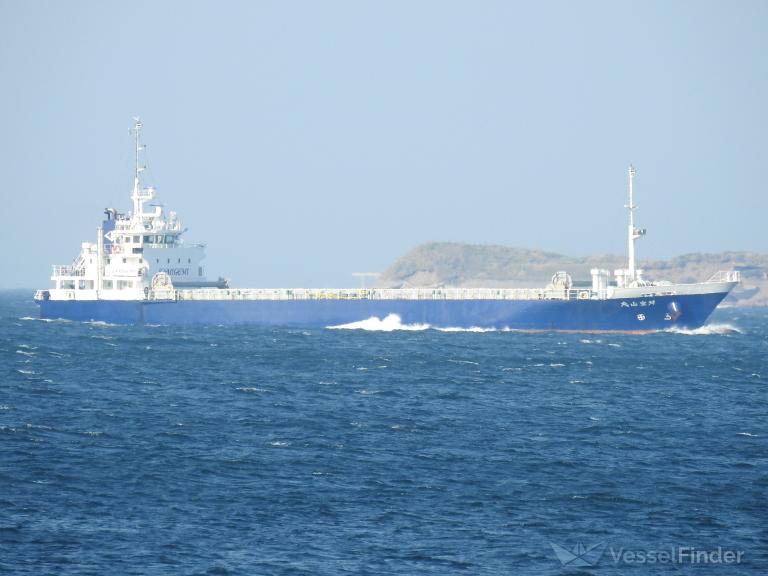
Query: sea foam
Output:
[[666, 323, 742, 336], [328, 314, 507, 332], [328, 314, 429, 331]]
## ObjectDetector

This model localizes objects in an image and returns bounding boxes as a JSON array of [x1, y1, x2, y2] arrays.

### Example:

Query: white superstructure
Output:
[[43, 118, 224, 302]]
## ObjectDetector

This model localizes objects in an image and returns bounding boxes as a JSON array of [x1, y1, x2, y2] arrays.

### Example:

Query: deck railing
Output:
[[706, 270, 741, 283], [166, 287, 597, 302], [52, 265, 85, 277]]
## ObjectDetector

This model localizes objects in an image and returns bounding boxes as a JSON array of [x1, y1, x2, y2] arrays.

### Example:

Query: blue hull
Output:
[[37, 292, 729, 331]]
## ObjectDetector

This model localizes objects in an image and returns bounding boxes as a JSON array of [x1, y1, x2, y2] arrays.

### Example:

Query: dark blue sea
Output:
[[1, 290, 766, 575]]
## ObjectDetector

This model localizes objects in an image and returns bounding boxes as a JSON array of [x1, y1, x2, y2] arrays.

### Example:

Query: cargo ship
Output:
[[34, 120, 739, 330]]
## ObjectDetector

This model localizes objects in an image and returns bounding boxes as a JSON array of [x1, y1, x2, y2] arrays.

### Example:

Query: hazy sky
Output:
[[1, 1, 766, 288]]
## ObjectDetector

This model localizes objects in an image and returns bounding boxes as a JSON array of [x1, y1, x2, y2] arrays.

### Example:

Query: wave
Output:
[[328, 314, 506, 332], [84, 320, 119, 327], [327, 314, 429, 331], [665, 323, 742, 336], [330, 316, 744, 335], [436, 326, 498, 333]]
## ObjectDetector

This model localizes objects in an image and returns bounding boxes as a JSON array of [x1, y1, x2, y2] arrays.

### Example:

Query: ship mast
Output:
[[130, 117, 147, 217], [625, 164, 646, 283]]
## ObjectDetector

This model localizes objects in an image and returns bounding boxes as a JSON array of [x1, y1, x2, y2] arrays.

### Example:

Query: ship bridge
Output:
[[45, 118, 225, 301]]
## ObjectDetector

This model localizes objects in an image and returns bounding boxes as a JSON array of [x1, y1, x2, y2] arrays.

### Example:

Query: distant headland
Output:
[[377, 242, 767, 307]]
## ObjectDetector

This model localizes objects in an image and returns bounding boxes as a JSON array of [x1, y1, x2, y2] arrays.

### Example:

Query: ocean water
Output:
[[1, 289, 766, 575]]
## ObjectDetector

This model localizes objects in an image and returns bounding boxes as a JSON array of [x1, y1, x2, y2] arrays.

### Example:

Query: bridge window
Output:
[[133, 236, 140, 243], [103, 280, 113, 289]]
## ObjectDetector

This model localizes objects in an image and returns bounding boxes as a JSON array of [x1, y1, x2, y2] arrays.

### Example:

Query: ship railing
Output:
[[52, 265, 85, 277], [169, 287, 600, 302], [105, 244, 143, 254], [113, 221, 183, 232], [706, 270, 741, 283]]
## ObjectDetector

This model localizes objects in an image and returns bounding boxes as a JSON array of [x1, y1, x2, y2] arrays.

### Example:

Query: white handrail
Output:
[[706, 270, 741, 283], [163, 286, 598, 303]]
